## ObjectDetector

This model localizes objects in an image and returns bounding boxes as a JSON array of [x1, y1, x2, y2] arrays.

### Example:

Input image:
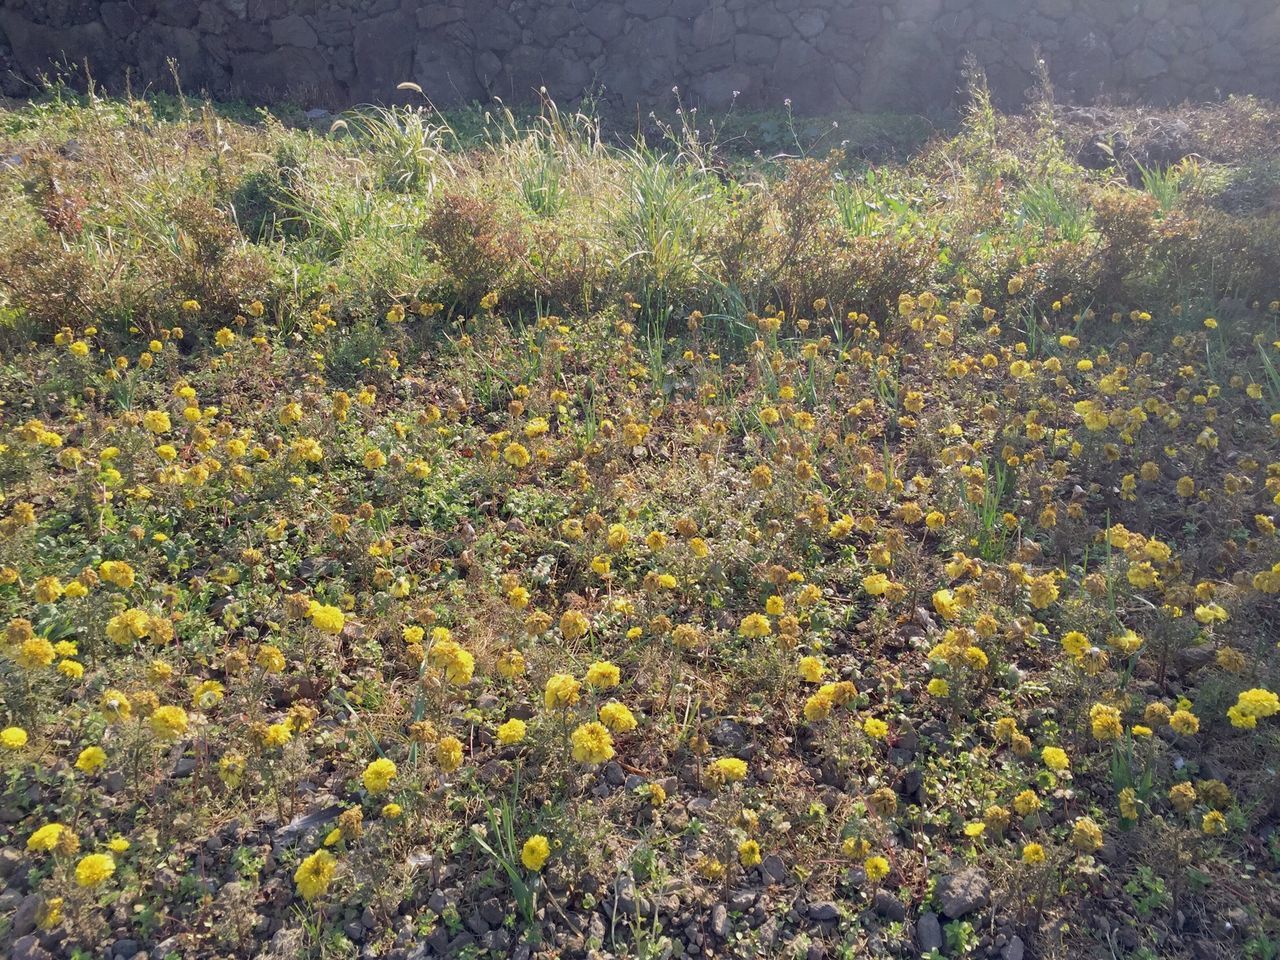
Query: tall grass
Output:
[[611, 148, 717, 328], [330, 88, 455, 194]]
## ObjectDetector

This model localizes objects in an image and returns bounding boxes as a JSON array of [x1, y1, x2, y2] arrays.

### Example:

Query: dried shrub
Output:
[[420, 190, 528, 309]]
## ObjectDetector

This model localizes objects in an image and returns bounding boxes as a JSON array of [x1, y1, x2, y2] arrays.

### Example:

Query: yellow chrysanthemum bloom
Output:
[[294, 849, 337, 901], [361, 757, 397, 795], [570, 721, 614, 764], [75, 853, 115, 888], [521, 835, 550, 871]]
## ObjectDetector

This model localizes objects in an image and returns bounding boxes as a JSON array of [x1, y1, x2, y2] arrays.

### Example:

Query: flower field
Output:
[[0, 85, 1278, 960]]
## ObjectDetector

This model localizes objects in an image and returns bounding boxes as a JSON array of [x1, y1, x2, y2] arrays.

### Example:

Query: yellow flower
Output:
[[497, 719, 528, 744], [799, 656, 824, 682], [75, 853, 115, 888], [219, 752, 246, 789], [1021, 843, 1046, 864], [264, 723, 292, 748], [294, 849, 337, 901], [521, 835, 550, 870], [708, 757, 748, 785], [926, 678, 950, 697], [863, 717, 889, 739], [1013, 790, 1041, 816], [1118, 786, 1139, 820], [1, 726, 28, 750], [606, 523, 630, 551], [100, 689, 132, 723], [34, 576, 63, 603], [1089, 703, 1123, 741], [1201, 810, 1227, 835], [560, 609, 589, 641], [1229, 688, 1278, 728], [382, 803, 403, 819], [544, 673, 581, 709], [143, 410, 171, 434], [75, 746, 107, 773], [497, 648, 526, 678], [503, 442, 531, 468], [192, 679, 225, 710], [1041, 746, 1070, 772], [107, 837, 130, 853], [738, 613, 772, 638], [214, 327, 236, 348], [570, 721, 614, 764], [106, 608, 151, 645], [307, 601, 345, 634], [585, 660, 620, 689], [361, 757, 397, 795], [256, 644, 286, 673], [931, 589, 960, 620], [1071, 817, 1103, 852], [1169, 709, 1199, 735], [599, 701, 637, 733], [436, 736, 463, 773], [149, 705, 189, 741], [17, 636, 56, 669], [739, 840, 763, 868], [864, 855, 890, 883], [27, 823, 66, 852]]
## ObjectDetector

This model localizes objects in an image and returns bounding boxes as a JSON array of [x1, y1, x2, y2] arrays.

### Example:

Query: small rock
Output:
[[424, 927, 450, 954], [0, 847, 23, 878], [936, 868, 991, 919], [918, 911, 943, 953], [708, 718, 748, 753], [728, 889, 755, 911], [1003, 934, 1026, 960], [611, 873, 638, 917], [114, 940, 140, 958], [808, 901, 840, 922], [760, 854, 787, 885], [447, 932, 475, 953], [873, 889, 906, 922], [12, 935, 51, 960], [171, 757, 196, 778], [11, 894, 41, 936], [711, 903, 730, 938]]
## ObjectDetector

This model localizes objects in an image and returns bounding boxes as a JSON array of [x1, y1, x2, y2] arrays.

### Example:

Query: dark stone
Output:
[[917, 912, 943, 953], [936, 868, 991, 919], [271, 14, 317, 49], [12, 935, 51, 960], [11, 894, 41, 937], [101, 2, 141, 37], [351, 9, 416, 101], [808, 901, 840, 922], [873, 889, 906, 922]]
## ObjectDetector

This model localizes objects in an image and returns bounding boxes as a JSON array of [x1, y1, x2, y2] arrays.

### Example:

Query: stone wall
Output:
[[1, 0, 1278, 115]]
